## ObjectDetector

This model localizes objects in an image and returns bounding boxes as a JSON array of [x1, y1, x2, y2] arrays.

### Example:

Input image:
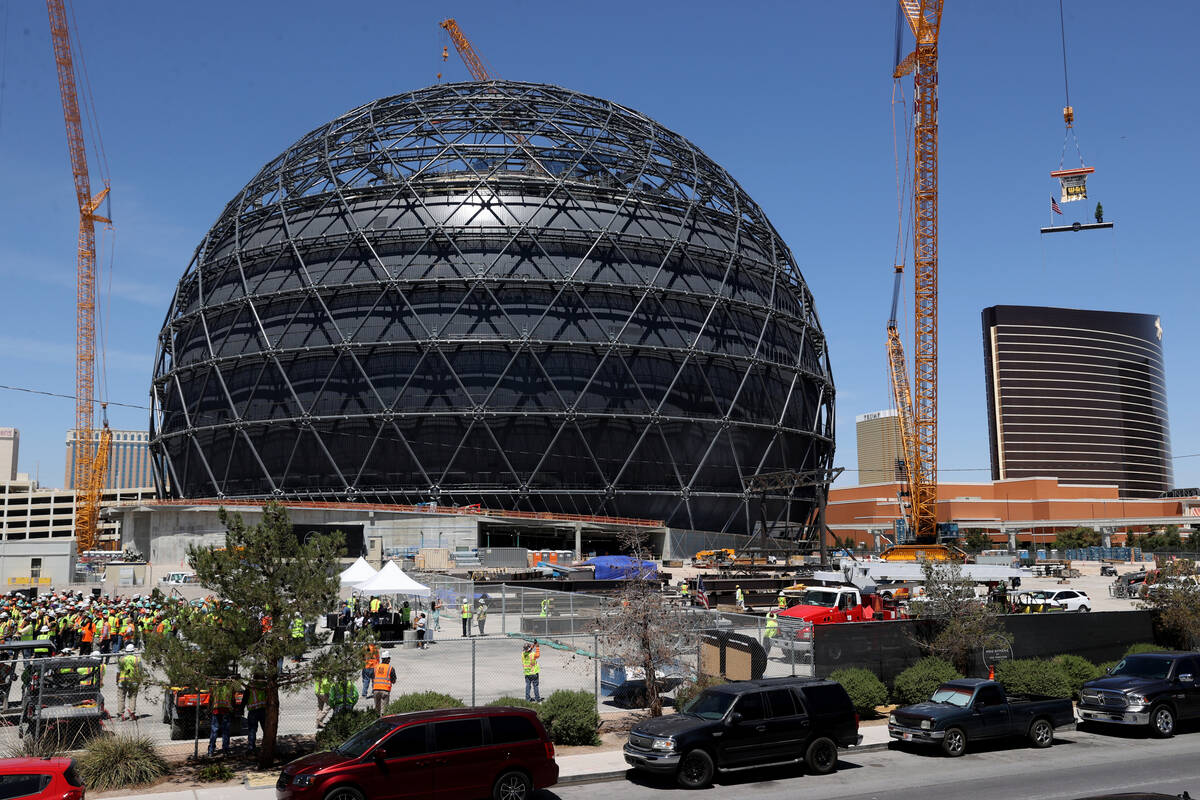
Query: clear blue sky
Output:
[[0, 0, 1196, 490]]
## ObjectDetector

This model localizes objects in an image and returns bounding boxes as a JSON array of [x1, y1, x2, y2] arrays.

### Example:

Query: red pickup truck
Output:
[[778, 584, 906, 625]]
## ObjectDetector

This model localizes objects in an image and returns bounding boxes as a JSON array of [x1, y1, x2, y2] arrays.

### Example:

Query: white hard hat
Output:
[[125, 643, 135, 652], [381, 650, 392, 659]]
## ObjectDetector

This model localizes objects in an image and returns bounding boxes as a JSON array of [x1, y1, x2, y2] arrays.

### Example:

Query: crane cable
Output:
[[1057, 0, 1086, 170]]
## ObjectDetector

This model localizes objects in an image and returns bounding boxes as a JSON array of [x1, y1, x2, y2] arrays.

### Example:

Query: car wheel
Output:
[[1150, 704, 1175, 738], [1077, 605, 1089, 612], [941, 727, 967, 757], [804, 736, 838, 775], [676, 748, 715, 789], [1029, 718, 1054, 748], [323, 787, 365, 800], [492, 770, 532, 800]]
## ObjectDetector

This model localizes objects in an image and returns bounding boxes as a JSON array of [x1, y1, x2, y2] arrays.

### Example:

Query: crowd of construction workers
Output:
[[0, 589, 190, 656]]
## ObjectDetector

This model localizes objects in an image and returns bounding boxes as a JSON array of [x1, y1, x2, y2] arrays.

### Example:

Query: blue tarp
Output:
[[579, 556, 659, 581]]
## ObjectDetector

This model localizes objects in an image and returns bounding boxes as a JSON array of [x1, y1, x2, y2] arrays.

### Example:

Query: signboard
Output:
[[292, 524, 365, 558], [7, 577, 51, 586]]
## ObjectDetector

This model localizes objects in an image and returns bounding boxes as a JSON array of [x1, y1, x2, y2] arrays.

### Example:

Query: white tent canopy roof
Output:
[[355, 560, 431, 596], [338, 557, 377, 586]]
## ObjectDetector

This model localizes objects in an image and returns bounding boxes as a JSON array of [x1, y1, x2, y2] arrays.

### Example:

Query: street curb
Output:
[[555, 741, 893, 786]]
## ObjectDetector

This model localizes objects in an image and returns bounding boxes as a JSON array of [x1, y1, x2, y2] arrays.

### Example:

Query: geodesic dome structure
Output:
[[150, 80, 835, 534]]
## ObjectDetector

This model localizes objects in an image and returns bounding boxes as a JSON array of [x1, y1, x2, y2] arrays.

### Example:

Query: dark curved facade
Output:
[[983, 305, 1172, 498], [150, 81, 835, 533]]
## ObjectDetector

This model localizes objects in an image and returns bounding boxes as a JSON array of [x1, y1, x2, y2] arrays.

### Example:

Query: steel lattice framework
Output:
[[149, 81, 835, 534]]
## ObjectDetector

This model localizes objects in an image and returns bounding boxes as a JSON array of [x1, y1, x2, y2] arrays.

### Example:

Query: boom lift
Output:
[[46, 0, 112, 552]]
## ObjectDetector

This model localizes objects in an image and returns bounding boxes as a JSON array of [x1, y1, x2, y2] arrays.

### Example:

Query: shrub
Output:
[[538, 690, 599, 746], [1050, 654, 1101, 699], [892, 658, 962, 706], [995, 659, 1072, 699], [5, 733, 65, 759], [316, 709, 379, 751], [1124, 642, 1176, 656], [672, 676, 727, 712], [77, 735, 169, 792], [830, 668, 889, 716], [384, 692, 465, 715], [197, 764, 235, 783], [486, 696, 538, 711]]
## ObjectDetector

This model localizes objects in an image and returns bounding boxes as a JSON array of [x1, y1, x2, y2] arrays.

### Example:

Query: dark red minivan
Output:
[[276, 707, 558, 800]]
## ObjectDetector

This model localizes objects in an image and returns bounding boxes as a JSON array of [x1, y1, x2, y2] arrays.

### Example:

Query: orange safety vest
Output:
[[364, 644, 380, 670], [80, 623, 94, 643], [372, 663, 392, 693]]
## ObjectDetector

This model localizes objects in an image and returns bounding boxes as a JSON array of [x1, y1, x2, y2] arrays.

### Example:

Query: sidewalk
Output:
[[555, 721, 893, 784]]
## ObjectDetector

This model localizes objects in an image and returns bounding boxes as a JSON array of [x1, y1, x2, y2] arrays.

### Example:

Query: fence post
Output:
[[193, 684, 201, 759], [471, 638, 477, 706], [593, 632, 600, 706], [501, 584, 507, 634], [570, 593, 575, 636], [790, 631, 796, 677]]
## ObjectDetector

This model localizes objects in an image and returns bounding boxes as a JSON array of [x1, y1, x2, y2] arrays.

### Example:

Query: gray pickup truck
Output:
[[889, 678, 1075, 756]]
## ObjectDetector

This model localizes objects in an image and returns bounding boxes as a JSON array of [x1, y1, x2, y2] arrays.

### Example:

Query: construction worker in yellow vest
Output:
[[372, 652, 397, 714], [735, 585, 745, 611], [369, 597, 381, 614], [207, 678, 236, 756], [763, 610, 779, 659], [245, 673, 267, 753], [777, 592, 787, 610], [539, 597, 551, 618], [315, 675, 332, 727], [117, 643, 142, 720], [521, 641, 542, 702], [460, 598, 472, 638], [679, 580, 690, 605]]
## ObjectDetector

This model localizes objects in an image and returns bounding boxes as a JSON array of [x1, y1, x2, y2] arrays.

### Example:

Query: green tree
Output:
[[143, 503, 364, 766], [911, 560, 1011, 673], [1139, 558, 1200, 649], [961, 529, 991, 553], [1053, 526, 1100, 551], [1094, 202, 1104, 223]]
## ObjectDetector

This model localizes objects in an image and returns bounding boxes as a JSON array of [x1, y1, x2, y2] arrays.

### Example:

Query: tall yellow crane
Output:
[[46, 0, 112, 553], [440, 18, 492, 80], [883, 0, 950, 560]]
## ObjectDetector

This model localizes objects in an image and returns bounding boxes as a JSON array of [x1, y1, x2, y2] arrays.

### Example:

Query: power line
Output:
[[0, 384, 148, 410]]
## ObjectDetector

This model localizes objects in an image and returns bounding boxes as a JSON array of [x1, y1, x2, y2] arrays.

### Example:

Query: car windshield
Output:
[[799, 589, 840, 607], [682, 690, 736, 720], [335, 719, 395, 758], [929, 687, 974, 707], [1110, 656, 1172, 680]]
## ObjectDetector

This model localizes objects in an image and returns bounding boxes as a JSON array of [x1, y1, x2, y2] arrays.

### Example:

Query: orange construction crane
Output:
[[440, 18, 492, 80], [46, 0, 112, 553], [882, 1, 954, 561]]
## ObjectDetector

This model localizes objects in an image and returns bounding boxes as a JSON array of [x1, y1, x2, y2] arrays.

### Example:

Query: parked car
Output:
[[276, 706, 558, 800], [889, 678, 1075, 756], [0, 757, 84, 800], [1078, 652, 1200, 737], [1035, 589, 1091, 612], [624, 677, 861, 788]]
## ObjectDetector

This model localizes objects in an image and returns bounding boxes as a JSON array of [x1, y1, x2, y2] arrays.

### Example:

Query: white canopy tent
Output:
[[355, 560, 431, 597], [338, 557, 378, 586]]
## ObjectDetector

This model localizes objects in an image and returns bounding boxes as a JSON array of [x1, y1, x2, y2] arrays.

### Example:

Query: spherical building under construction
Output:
[[149, 81, 835, 534]]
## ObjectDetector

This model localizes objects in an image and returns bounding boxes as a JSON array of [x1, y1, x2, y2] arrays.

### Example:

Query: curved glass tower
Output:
[[150, 81, 836, 533]]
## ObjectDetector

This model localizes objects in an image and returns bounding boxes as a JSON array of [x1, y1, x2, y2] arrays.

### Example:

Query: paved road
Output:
[[547, 725, 1200, 800]]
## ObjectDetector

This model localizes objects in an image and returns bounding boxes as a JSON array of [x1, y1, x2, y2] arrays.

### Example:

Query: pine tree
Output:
[[1094, 202, 1104, 223], [143, 502, 365, 765]]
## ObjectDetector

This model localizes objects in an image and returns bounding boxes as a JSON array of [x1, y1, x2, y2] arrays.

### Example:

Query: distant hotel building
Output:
[[65, 429, 154, 491], [982, 305, 1172, 499], [856, 410, 904, 485], [0, 428, 17, 482]]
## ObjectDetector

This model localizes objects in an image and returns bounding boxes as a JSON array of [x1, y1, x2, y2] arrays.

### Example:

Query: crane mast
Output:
[[893, 0, 942, 546], [46, 0, 111, 552]]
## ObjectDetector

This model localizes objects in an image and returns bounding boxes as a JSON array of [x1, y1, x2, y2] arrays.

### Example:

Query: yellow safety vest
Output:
[[521, 648, 540, 676]]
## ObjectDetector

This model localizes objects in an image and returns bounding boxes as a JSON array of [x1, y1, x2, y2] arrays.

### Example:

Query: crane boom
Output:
[[895, 0, 942, 544], [46, 0, 111, 553], [886, 267, 920, 528], [440, 19, 492, 81]]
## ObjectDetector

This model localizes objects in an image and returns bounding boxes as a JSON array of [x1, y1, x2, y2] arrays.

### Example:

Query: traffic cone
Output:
[[988, 666, 995, 680]]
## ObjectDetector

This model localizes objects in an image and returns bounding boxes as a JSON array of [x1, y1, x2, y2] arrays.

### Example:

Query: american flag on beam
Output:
[[1051, 196, 1063, 215], [696, 576, 711, 609]]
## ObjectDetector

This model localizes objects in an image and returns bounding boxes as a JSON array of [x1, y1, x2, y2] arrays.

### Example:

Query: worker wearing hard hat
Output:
[[735, 585, 746, 612], [372, 651, 397, 714]]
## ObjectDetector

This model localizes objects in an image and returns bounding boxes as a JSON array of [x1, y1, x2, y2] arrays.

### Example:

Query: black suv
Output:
[[1078, 651, 1200, 737], [624, 677, 861, 788]]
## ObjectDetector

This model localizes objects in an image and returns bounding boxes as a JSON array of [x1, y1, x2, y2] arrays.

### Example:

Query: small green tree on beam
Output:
[[143, 502, 366, 766]]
